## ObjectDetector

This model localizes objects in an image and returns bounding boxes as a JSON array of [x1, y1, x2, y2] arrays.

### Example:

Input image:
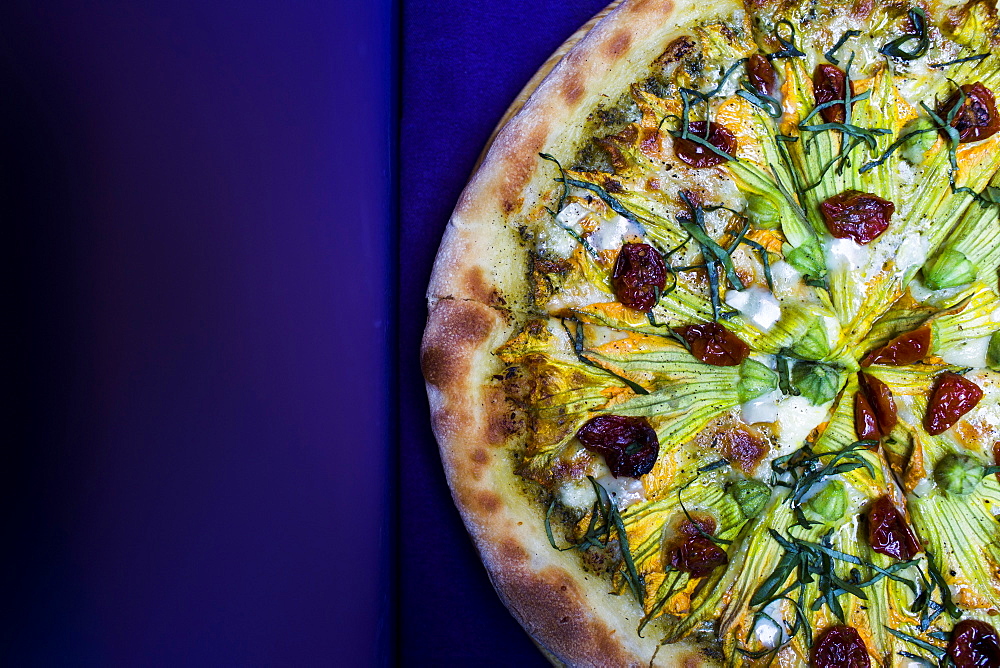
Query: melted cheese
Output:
[[774, 396, 832, 450], [742, 389, 782, 425], [939, 333, 993, 368], [725, 287, 782, 331], [588, 215, 642, 252]]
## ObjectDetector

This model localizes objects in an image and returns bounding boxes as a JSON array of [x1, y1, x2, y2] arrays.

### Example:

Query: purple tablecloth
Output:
[[400, 1, 610, 663]]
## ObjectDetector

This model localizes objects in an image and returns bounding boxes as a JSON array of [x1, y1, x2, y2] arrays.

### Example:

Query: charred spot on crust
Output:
[[498, 126, 549, 214], [463, 266, 506, 306], [476, 491, 502, 514], [421, 300, 494, 388], [603, 31, 633, 59], [498, 538, 529, 565], [420, 344, 456, 388], [563, 73, 585, 105], [500, 566, 632, 665]]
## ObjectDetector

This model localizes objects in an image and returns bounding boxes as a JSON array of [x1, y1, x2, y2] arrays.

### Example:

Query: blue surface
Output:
[[399, 0, 610, 664], [3, 1, 393, 665]]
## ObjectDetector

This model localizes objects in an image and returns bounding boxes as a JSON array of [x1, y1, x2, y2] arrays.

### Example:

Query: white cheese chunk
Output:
[[559, 479, 596, 511], [827, 238, 869, 275], [894, 233, 928, 278], [596, 473, 646, 510], [725, 287, 782, 331], [588, 215, 642, 252], [939, 334, 993, 368], [752, 599, 789, 649], [774, 396, 832, 450], [556, 202, 589, 229], [742, 389, 782, 424], [769, 261, 803, 299]]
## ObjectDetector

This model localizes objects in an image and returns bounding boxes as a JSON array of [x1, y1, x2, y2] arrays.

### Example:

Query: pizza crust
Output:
[[423, 0, 745, 664]]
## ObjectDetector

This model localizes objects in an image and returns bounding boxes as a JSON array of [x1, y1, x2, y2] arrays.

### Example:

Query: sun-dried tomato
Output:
[[926, 371, 984, 436], [747, 54, 777, 97], [820, 190, 895, 245], [858, 372, 897, 436], [994, 442, 1000, 483], [611, 243, 667, 312], [862, 326, 932, 366], [679, 516, 716, 536], [813, 64, 856, 124], [854, 391, 881, 441], [675, 322, 750, 366], [576, 415, 659, 478], [672, 121, 737, 168], [866, 496, 920, 561], [939, 82, 1000, 143], [948, 620, 1000, 668], [811, 625, 871, 668], [667, 535, 728, 578]]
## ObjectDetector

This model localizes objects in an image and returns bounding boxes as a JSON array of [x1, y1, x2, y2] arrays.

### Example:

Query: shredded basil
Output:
[[562, 318, 650, 396], [769, 19, 805, 59], [879, 8, 930, 61], [543, 477, 645, 605], [737, 86, 782, 118], [859, 125, 938, 174], [929, 53, 989, 69], [825, 30, 861, 66]]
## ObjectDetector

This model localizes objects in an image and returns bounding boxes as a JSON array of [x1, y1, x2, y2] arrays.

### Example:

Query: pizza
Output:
[[421, 0, 1000, 665]]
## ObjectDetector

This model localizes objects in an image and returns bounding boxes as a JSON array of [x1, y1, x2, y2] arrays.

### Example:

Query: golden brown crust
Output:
[[423, 0, 742, 664]]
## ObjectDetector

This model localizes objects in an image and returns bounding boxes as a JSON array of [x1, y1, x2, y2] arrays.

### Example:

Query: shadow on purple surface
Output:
[[398, 0, 609, 664]]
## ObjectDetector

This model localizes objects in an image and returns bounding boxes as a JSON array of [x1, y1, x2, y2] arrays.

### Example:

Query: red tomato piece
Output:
[[611, 243, 667, 312], [747, 54, 777, 97], [854, 391, 881, 441], [939, 82, 1000, 143], [576, 415, 660, 478], [675, 322, 749, 366], [866, 496, 920, 561], [819, 190, 895, 245], [994, 442, 1000, 483], [925, 371, 984, 436], [858, 372, 897, 436], [672, 121, 737, 168], [862, 326, 932, 366], [679, 516, 716, 537], [667, 535, 728, 578], [811, 625, 871, 668], [948, 620, 1000, 668], [813, 64, 856, 124]]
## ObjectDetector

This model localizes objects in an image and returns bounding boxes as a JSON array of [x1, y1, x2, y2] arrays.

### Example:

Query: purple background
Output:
[[3, 0, 618, 663], [400, 0, 609, 664], [5, 1, 392, 665]]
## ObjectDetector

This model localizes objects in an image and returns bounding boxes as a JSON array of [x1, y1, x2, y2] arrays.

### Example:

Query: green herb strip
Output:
[[929, 53, 989, 69], [879, 8, 930, 61], [770, 19, 806, 60], [561, 318, 651, 396], [825, 30, 861, 66], [539, 153, 603, 260], [544, 477, 645, 604]]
